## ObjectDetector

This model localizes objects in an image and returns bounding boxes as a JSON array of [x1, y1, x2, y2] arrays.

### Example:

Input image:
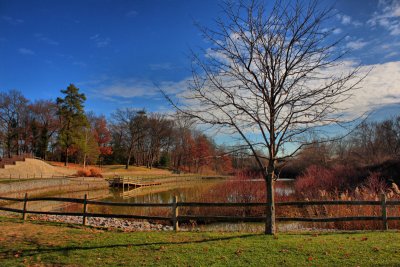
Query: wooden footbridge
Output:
[[107, 177, 162, 190]]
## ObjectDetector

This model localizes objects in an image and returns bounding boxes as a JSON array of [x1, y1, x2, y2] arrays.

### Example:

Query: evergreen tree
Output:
[[56, 84, 87, 166]]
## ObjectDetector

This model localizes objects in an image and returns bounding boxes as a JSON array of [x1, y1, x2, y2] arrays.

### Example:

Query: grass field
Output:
[[48, 162, 181, 178], [0, 217, 399, 266]]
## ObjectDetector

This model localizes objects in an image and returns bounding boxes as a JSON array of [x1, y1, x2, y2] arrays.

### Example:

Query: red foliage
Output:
[[92, 116, 113, 156], [295, 164, 358, 198], [76, 167, 103, 177], [99, 146, 113, 156], [89, 167, 103, 177], [363, 172, 387, 194], [220, 154, 234, 174], [195, 135, 212, 171], [76, 168, 91, 177]]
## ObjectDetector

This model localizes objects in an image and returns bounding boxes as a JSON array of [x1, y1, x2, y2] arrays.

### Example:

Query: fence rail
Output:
[[0, 193, 398, 231]]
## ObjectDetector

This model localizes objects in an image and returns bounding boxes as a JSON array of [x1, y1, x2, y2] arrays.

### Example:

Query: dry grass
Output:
[[47, 162, 174, 178], [0, 159, 75, 178], [101, 165, 172, 176]]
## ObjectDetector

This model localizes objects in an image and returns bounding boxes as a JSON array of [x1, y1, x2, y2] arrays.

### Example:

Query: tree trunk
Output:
[[265, 164, 276, 235], [83, 153, 87, 168], [126, 151, 132, 170], [65, 147, 68, 166]]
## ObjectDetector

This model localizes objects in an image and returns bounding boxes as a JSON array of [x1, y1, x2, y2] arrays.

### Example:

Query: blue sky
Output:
[[1, 0, 400, 120]]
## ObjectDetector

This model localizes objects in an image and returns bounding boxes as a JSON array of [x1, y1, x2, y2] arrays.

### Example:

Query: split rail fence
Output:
[[0, 193, 399, 231]]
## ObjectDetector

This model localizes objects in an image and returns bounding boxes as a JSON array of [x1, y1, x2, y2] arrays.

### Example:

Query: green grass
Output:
[[0, 217, 400, 266]]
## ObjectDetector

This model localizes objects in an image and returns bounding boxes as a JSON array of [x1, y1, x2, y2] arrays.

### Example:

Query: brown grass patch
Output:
[[0, 218, 100, 249]]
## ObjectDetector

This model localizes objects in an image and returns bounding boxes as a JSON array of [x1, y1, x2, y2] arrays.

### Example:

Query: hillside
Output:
[[0, 158, 75, 178]]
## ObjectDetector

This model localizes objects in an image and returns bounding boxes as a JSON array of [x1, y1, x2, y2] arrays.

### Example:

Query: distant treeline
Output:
[[0, 85, 234, 174], [283, 116, 400, 183]]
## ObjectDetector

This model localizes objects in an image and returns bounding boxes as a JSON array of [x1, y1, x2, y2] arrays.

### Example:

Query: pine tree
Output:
[[56, 84, 87, 166]]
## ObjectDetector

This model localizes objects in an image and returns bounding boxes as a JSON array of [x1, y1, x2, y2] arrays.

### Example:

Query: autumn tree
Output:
[[56, 84, 87, 166], [165, 0, 364, 234], [194, 134, 212, 173], [91, 115, 112, 166], [170, 113, 196, 171], [77, 124, 99, 168]]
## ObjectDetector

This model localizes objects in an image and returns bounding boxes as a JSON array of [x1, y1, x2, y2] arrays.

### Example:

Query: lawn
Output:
[[0, 217, 399, 266]]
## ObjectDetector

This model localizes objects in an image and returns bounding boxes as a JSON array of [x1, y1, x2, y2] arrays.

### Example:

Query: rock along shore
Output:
[[29, 214, 173, 232]]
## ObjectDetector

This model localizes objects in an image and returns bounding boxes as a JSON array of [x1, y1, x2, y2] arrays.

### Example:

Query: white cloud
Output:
[[90, 34, 110, 48], [368, 0, 400, 35], [94, 78, 190, 99], [385, 51, 399, 58], [18, 48, 35, 55], [1, 15, 23, 25], [343, 60, 400, 116], [381, 41, 400, 50], [175, 59, 400, 128], [346, 39, 369, 50], [336, 14, 362, 27], [333, 28, 342, 34]]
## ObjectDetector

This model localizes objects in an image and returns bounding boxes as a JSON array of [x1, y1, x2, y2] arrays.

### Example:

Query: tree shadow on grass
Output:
[[0, 233, 259, 258]]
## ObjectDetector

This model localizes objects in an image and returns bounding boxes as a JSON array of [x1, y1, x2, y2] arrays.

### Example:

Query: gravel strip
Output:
[[29, 214, 173, 232]]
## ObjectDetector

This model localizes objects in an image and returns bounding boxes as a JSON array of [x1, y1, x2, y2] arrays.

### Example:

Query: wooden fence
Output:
[[0, 193, 399, 231]]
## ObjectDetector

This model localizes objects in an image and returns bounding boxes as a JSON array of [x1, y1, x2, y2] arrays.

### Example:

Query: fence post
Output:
[[82, 194, 88, 226], [22, 193, 28, 221], [172, 195, 179, 232], [381, 193, 388, 230]]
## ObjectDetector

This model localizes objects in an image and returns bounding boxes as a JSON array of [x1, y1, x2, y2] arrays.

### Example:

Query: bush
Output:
[[295, 164, 361, 198], [89, 167, 103, 177], [76, 167, 103, 178]]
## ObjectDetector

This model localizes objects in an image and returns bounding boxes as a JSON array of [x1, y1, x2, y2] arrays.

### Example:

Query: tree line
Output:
[[286, 116, 400, 175], [0, 85, 233, 174]]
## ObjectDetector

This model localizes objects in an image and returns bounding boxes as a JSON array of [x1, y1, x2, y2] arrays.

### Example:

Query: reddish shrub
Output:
[[295, 164, 360, 198], [76, 168, 103, 177], [362, 172, 387, 194], [76, 168, 91, 177], [89, 168, 103, 178]]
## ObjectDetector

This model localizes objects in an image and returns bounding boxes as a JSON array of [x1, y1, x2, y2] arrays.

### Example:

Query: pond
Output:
[[2, 177, 298, 231]]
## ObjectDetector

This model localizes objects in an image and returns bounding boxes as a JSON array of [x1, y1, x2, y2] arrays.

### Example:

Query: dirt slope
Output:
[[0, 158, 75, 178]]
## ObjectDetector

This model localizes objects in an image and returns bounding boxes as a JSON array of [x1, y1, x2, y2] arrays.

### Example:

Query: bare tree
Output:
[[144, 113, 174, 169], [111, 108, 147, 169], [29, 100, 59, 159], [164, 0, 365, 234], [0, 90, 28, 157]]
